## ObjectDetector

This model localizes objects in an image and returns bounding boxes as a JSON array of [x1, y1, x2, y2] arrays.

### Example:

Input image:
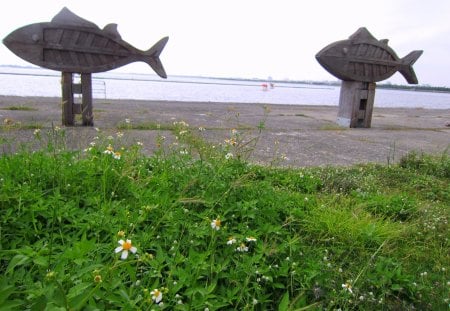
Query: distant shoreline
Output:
[[1, 64, 449, 94]]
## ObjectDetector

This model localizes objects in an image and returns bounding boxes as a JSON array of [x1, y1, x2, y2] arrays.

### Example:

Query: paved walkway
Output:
[[1, 96, 449, 167]]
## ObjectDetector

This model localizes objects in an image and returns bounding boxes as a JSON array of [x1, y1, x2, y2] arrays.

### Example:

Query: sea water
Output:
[[1, 67, 449, 109]]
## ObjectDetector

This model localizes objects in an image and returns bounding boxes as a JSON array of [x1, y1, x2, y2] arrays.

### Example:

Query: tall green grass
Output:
[[0, 123, 448, 310]]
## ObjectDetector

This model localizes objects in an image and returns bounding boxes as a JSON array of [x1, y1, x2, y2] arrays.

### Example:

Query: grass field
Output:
[[0, 122, 448, 310]]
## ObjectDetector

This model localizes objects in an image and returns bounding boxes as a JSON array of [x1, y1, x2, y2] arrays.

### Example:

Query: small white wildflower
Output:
[[342, 282, 353, 294], [125, 118, 131, 124], [104, 145, 114, 154], [114, 239, 137, 260], [236, 243, 249, 252], [225, 152, 233, 160], [211, 219, 221, 230], [224, 138, 237, 146], [150, 288, 162, 304], [245, 237, 257, 242], [227, 237, 237, 245]]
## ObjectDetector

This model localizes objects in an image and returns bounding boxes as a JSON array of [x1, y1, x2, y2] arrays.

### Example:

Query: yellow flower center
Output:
[[215, 219, 221, 227], [122, 241, 132, 250]]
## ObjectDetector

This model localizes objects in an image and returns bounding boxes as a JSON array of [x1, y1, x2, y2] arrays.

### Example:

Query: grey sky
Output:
[[1, 0, 449, 86]]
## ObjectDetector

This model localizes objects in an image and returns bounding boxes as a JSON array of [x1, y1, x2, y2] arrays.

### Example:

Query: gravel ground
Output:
[[1, 95, 449, 167]]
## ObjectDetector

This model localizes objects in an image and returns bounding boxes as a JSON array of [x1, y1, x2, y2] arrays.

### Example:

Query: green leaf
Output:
[[33, 256, 48, 267], [43, 302, 66, 311], [0, 300, 24, 310], [67, 282, 92, 299], [0, 284, 15, 304], [273, 282, 286, 289], [6, 254, 30, 274], [278, 291, 289, 311]]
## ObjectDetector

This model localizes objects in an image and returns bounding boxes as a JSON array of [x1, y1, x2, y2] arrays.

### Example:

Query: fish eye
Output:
[[32, 34, 39, 42]]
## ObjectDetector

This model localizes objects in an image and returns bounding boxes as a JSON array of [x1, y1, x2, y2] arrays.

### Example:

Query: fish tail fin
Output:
[[399, 50, 423, 84], [145, 36, 169, 78]]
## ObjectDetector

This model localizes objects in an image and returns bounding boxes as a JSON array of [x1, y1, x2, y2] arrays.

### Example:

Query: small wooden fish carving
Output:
[[316, 27, 422, 84], [3, 7, 168, 78]]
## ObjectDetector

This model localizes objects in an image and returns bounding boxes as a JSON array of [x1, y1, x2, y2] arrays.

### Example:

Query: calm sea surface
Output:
[[1, 67, 450, 109]]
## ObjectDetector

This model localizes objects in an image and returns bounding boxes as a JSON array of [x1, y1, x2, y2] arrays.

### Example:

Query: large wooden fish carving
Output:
[[3, 7, 168, 78], [316, 27, 422, 84]]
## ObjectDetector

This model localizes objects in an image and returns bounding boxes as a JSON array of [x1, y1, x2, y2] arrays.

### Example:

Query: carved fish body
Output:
[[316, 27, 422, 84], [3, 7, 168, 78]]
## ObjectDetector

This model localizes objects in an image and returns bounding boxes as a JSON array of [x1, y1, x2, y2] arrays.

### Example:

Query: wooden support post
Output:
[[337, 81, 376, 128], [81, 73, 93, 126], [60, 72, 94, 126], [61, 72, 74, 126]]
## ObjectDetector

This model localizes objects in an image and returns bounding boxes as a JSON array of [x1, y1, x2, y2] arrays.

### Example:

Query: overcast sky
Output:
[[1, 0, 449, 86]]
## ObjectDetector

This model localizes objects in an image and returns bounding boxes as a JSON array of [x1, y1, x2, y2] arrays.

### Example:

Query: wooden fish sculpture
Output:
[[3, 7, 168, 78], [316, 27, 422, 84]]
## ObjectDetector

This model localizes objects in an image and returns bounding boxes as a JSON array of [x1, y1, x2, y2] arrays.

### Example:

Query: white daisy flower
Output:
[[114, 239, 137, 260]]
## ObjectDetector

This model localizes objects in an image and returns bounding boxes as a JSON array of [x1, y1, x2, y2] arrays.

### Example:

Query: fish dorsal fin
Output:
[[51, 7, 99, 29], [349, 27, 377, 43], [103, 23, 122, 40], [379, 39, 389, 45]]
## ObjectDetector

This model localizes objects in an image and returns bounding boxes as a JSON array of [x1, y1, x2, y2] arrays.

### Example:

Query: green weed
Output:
[[0, 123, 448, 310]]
